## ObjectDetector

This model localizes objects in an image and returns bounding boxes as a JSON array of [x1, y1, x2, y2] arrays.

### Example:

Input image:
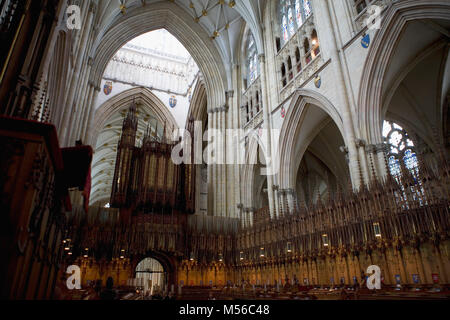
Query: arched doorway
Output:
[[135, 257, 166, 295]]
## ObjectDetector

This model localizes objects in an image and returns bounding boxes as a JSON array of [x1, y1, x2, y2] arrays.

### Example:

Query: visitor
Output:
[[100, 277, 117, 300]]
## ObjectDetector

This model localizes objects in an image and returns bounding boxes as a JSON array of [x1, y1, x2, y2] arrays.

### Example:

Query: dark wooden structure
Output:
[[111, 101, 195, 215]]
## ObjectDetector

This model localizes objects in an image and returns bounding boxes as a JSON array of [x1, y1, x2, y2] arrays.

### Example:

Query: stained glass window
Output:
[[282, 15, 289, 42], [383, 120, 419, 177], [304, 0, 312, 18], [295, 0, 303, 27], [279, 0, 313, 47], [288, 7, 295, 35], [246, 32, 259, 86], [383, 120, 425, 207]]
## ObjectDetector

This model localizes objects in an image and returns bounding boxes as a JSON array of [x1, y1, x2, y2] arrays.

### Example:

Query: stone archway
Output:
[[132, 251, 178, 294], [90, 87, 179, 205], [277, 89, 347, 191], [357, 0, 450, 146], [88, 1, 227, 120]]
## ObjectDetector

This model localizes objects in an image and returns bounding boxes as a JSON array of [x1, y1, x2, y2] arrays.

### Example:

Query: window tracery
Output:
[[276, 1, 319, 92], [246, 32, 259, 87], [279, 0, 313, 47], [383, 121, 418, 177]]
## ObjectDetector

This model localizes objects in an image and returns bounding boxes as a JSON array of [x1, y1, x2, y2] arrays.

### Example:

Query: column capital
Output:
[[365, 144, 377, 154], [218, 105, 229, 113], [355, 138, 366, 148], [375, 143, 388, 154]]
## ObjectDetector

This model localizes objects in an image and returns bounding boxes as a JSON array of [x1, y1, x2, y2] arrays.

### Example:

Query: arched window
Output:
[[354, 0, 371, 15], [279, 0, 314, 47], [311, 29, 320, 57], [304, 38, 312, 64], [295, 47, 302, 72], [281, 63, 287, 87], [287, 56, 293, 80], [383, 120, 426, 207], [246, 32, 259, 87], [288, 7, 295, 35], [246, 103, 250, 123], [383, 120, 418, 177], [256, 91, 260, 113], [295, 0, 303, 27], [304, 0, 312, 18]]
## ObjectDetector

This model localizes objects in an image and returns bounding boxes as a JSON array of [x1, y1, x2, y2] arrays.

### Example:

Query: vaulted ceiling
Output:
[[94, 0, 265, 77]]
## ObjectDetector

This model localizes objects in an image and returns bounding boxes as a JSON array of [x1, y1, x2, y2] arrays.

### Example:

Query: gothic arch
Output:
[[187, 78, 207, 124], [89, 1, 227, 118], [358, 0, 450, 146], [242, 132, 267, 207], [92, 87, 178, 145], [90, 87, 179, 205], [277, 89, 346, 190]]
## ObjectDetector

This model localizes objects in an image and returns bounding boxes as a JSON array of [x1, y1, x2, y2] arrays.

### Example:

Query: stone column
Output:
[[84, 85, 100, 145], [220, 104, 227, 217], [258, 54, 276, 218], [286, 189, 296, 214], [317, 0, 363, 190], [207, 110, 214, 216], [273, 185, 280, 217], [60, 2, 96, 146], [376, 143, 389, 180], [237, 204, 244, 228], [279, 189, 286, 215]]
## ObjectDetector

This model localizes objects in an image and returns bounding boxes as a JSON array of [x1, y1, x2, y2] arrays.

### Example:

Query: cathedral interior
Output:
[[0, 0, 450, 301]]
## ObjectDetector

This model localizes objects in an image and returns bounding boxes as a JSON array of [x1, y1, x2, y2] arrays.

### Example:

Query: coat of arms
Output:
[[169, 95, 177, 108], [361, 34, 370, 49], [314, 75, 321, 88], [103, 81, 113, 95]]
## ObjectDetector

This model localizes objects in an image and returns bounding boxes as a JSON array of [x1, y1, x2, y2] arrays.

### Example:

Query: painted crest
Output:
[[361, 34, 370, 49], [103, 81, 113, 95], [169, 95, 177, 108], [314, 75, 321, 88], [281, 107, 286, 119]]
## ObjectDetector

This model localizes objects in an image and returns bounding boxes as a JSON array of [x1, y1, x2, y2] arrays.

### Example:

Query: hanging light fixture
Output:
[[260, 247, 265, 258]]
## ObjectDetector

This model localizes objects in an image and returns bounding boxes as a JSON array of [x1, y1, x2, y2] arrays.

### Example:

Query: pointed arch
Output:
[[89, 1, 227, 119], [357, 0, 450, 145], [92, 87, 178, 144], [277, 89, 346, 189]]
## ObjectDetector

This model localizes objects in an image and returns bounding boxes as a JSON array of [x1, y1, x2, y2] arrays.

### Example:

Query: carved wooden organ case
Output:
[[110, 102, 195, 214]]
